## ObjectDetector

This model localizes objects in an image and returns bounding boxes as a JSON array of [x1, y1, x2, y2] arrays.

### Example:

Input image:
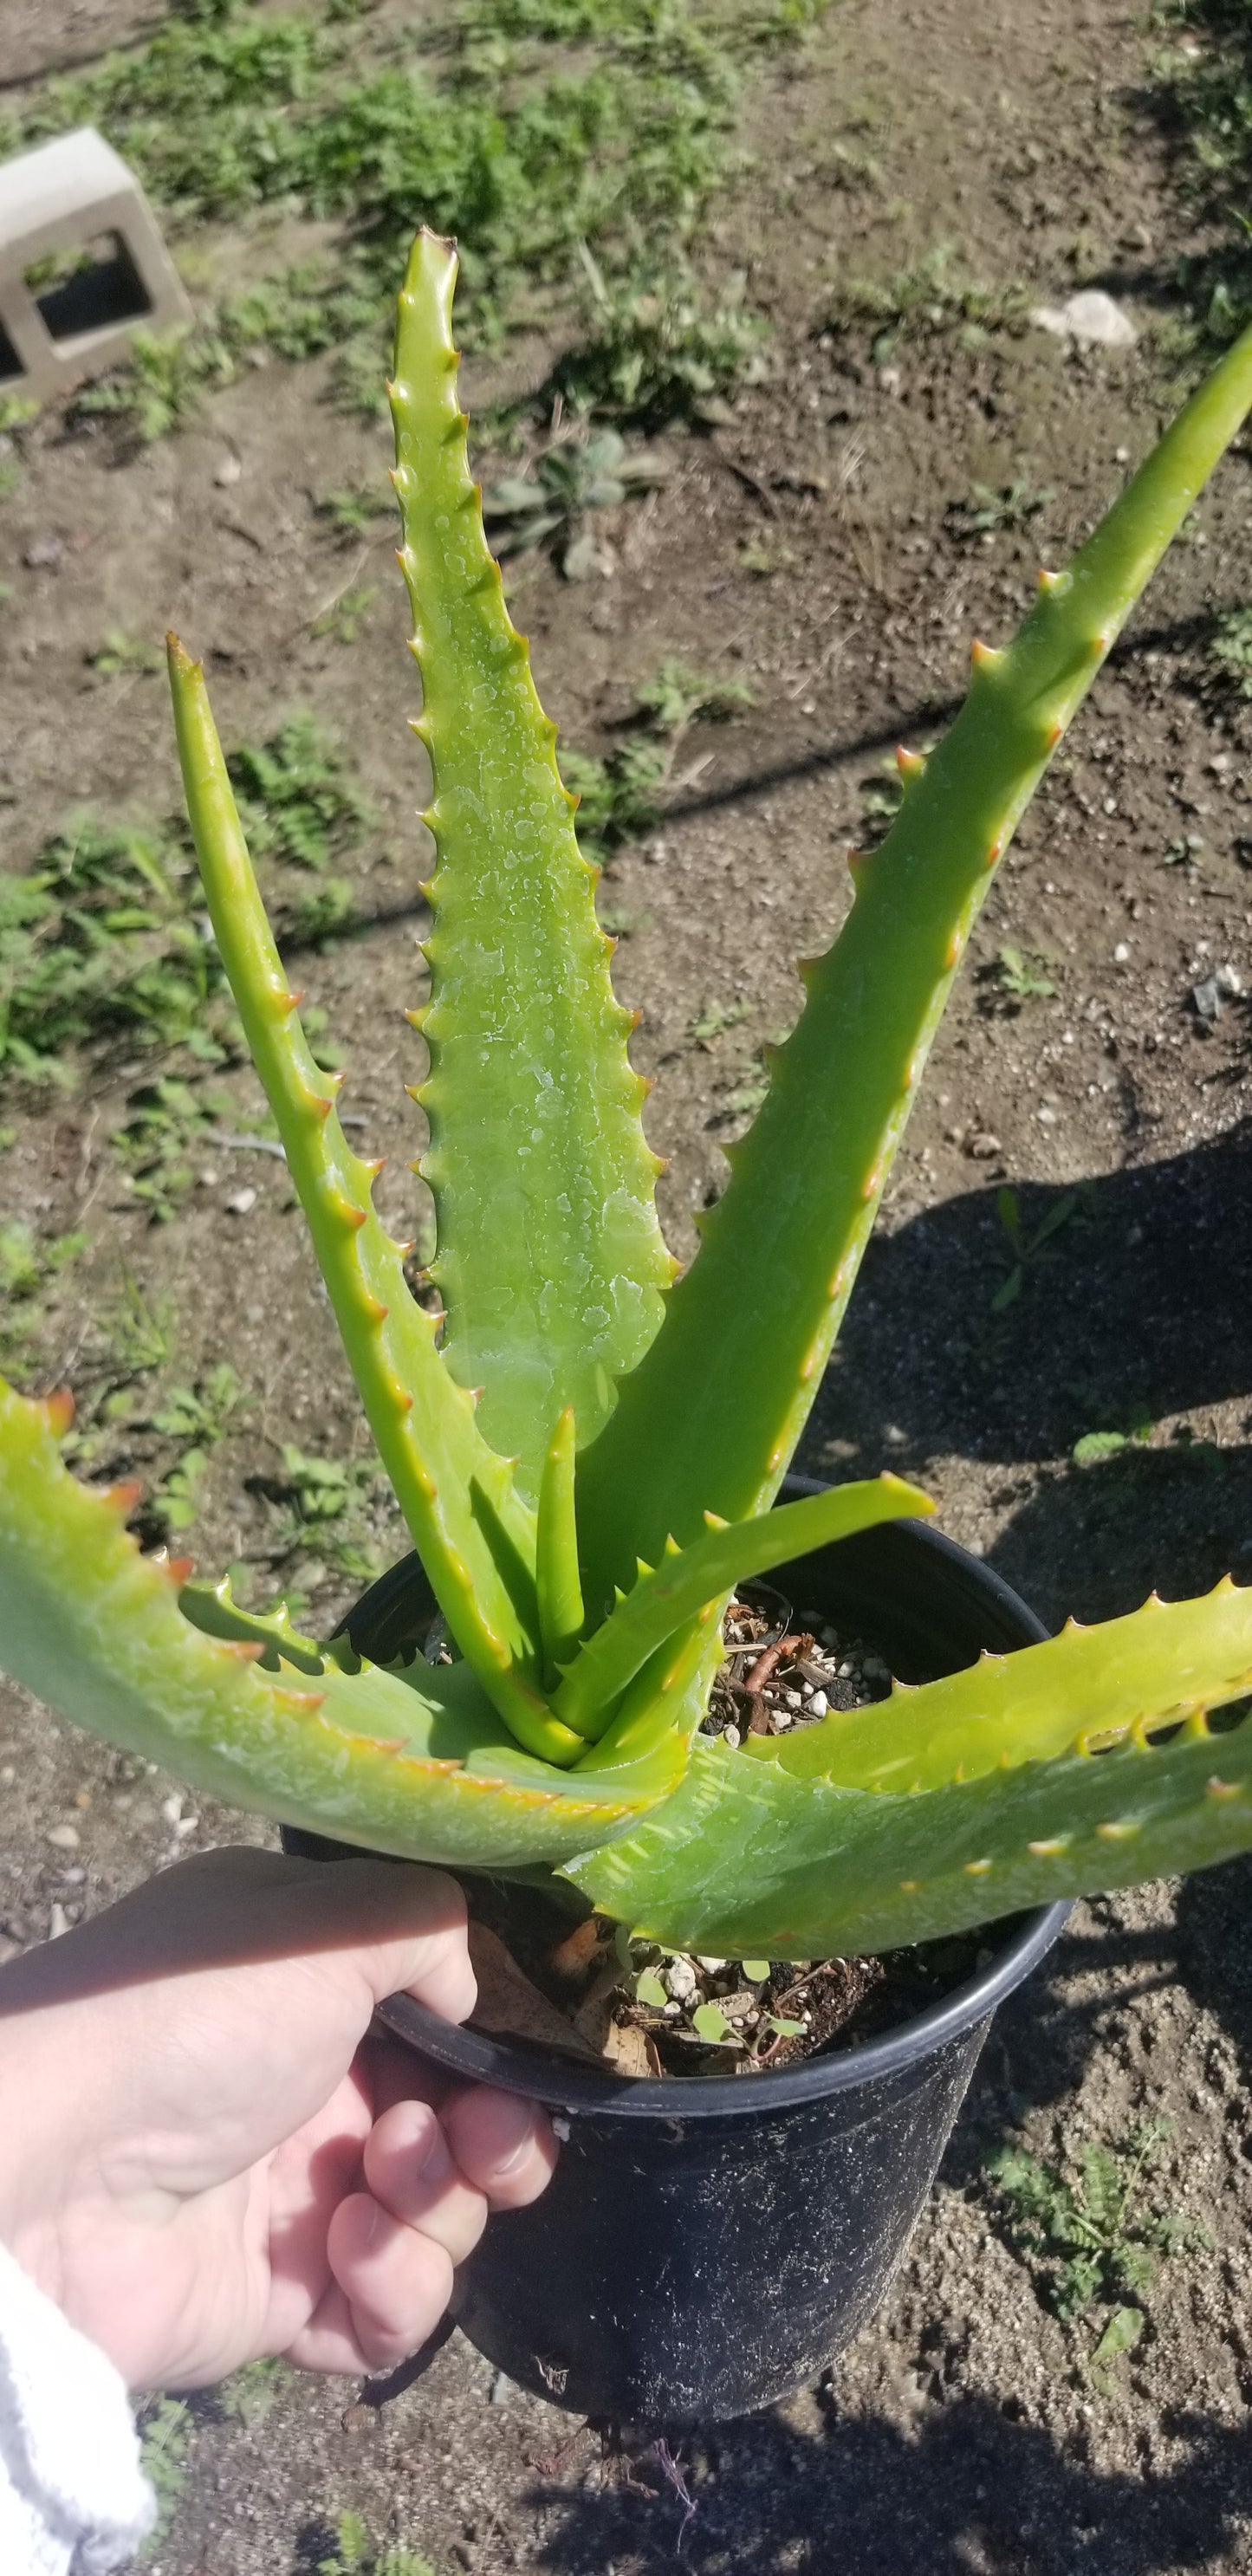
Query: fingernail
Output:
[[490, 2097, 537, 2174], [412, 2111, 453, 2182]]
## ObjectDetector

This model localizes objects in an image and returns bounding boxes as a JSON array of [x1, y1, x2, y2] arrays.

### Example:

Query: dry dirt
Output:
[[3, 0, 1252, 2566]]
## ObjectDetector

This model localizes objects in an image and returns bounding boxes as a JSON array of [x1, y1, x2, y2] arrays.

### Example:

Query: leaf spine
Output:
[[43, 1388, 75, 1437]]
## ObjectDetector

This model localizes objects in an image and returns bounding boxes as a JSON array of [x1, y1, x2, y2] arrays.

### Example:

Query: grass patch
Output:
[[0, 717, 369, 1099], [8, 0, 824, 431], [1151, 0, 1252, 341]]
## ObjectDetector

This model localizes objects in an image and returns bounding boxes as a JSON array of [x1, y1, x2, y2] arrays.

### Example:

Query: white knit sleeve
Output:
[[0, 2242, 154, 2575]]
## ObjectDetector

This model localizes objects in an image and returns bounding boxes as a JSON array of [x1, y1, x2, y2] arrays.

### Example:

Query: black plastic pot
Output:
[[289, 1486, 1069, 2425]]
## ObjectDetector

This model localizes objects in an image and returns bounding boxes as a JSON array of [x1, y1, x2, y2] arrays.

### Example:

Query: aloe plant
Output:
[[4, 230, 1252, 1965]]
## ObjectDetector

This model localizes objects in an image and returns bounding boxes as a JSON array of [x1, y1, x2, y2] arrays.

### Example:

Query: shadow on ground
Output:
[[530, 2388, 1252, 2574], [801, 1126, 1252, 1623]]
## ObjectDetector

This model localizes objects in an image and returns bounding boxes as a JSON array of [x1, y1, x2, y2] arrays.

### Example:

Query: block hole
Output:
[[23, 230, 152, 346], [0, 315, 23, 385]]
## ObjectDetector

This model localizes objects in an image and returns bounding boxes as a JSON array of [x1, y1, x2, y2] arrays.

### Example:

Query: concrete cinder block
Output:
[[0, 127, 191, 400]]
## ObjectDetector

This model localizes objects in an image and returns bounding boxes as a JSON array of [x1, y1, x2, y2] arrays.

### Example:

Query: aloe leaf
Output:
[[555, 1472, 931, 1739], [0, 1379, 681, 1865], [566, 1583, 1252, 1956], [536, 1405, 585, 1681], [390, 231, 673, 1500], [752, 1584, 1252, 1792], [167, 640, 590, 1768], [574, 323, 1252, 1599]]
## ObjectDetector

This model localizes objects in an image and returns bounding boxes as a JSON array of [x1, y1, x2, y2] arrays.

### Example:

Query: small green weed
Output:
[[690, 996, 755, 1045], [834, 243, 1028, 366], [1209, 604, 1252, 696], [294, 879, 358, 948], [635, 657, 756, 732], [86, 628, 163, 679], [984, 2119, 1210, 2387], [137, 2395, 192, 2558], [318, 485, 390, 540], [1073, 1405, 1154, 1466], [75, 324, 233, 442], [228, 717, 372, 872], [555, 266, 767, 428], [949, 478, 1053, 542], [990, 944, 1056, 1005], [313, 585, 375, 644], [0, 1221, 87, 1366], [563, 740, 668, 862], [483, 429, 666, 577], [217, 2356, 286, 2428], [317, 2508, 434, 2576], [991, 1184, 1079, 1314], [111, 1076, 229, 1223]]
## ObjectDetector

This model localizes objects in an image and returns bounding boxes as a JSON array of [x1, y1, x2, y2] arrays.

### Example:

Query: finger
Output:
[[359, 2033, 452, 2121], [362, 2097, 489, 2267], [326, 2191, 454, 2372], [441, 2086, 558, 2209], [283, 2278, 400, 2378]]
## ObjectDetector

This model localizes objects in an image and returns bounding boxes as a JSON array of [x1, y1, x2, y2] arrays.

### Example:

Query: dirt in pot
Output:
[[460, 1586, 989, 2080]]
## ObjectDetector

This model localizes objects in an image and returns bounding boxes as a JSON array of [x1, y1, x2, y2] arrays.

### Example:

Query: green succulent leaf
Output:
[[567, 1583, 1252, 1955], [390, 231, 673, 1501], [167, 637, 586, 1768], [0, 1379, 683, 1865], [555, 1472, 931, 1739], [574, 320, 1252, 1601]]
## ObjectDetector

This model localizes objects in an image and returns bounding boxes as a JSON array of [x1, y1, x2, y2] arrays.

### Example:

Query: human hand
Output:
[[0, 1847, 555, 2390]]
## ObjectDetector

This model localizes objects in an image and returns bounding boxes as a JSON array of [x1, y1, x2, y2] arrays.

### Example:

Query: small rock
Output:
[[696, 1956, 727, 1973], [1037, 1106, 1057, 1126], [879, 366, 904, 397], [161, 1794, 183, 1827], [1031, 289, 1137, 349], [56, 1865, 86, 1886], [214, 452, 242, 486], [1216, 962, 1244, 997], [48, 1902, 69, 1939], [46, 1823, 80, 1850], [225, 1185, 257, 1215], [785, 1690, 802, 1710], [1113, 941, 1130, 963], [773, 1709, 793, 1729], [197, 1165, 221, 1189], [664, 1956, 697, 2002], [1192, 977, 1223, 1022], [808, 1689, 829, 1717], [965, 1130, 1002, 1159], [488, 2369, 509, 2404], [24, 534, 64, 569], [723, 1723, 741, 1749]]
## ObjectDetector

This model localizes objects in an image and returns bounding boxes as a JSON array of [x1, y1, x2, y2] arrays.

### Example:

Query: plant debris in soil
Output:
[[463, 1586, 986, 2080]]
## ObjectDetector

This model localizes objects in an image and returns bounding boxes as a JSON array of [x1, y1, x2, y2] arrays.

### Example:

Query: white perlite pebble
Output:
[[808, 1690, 829, 1717], [664, 1956, 697, 2002], [1031, 289, 1137, 348]]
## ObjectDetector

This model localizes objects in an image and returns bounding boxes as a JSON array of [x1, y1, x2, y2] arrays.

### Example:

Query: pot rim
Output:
[[376, 1896, 1068, 2119]]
